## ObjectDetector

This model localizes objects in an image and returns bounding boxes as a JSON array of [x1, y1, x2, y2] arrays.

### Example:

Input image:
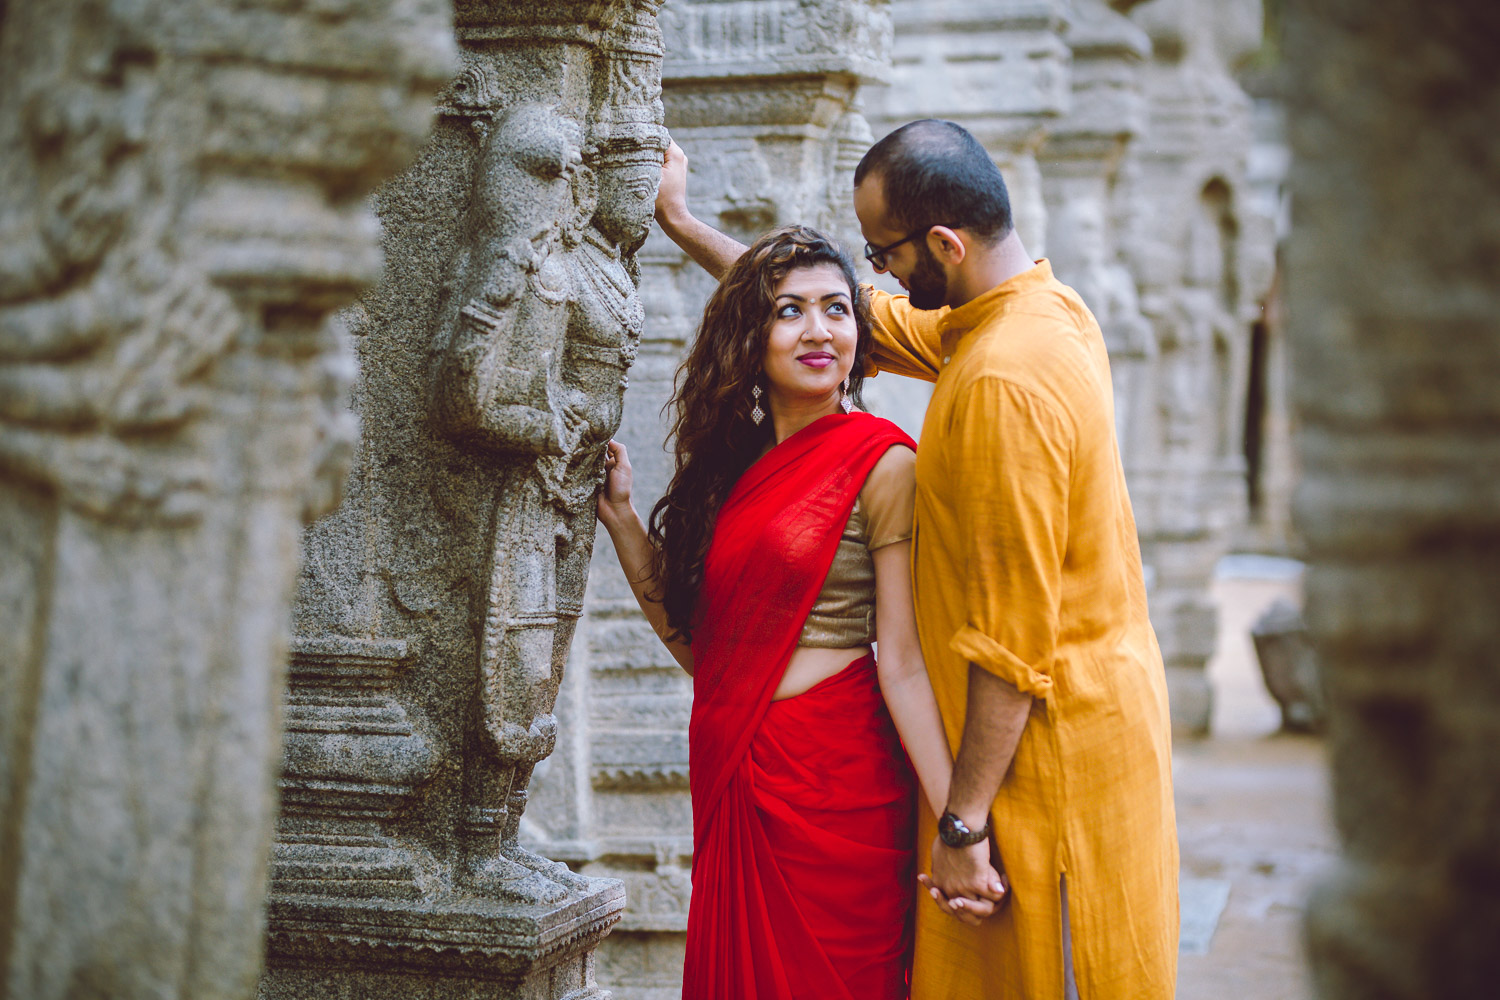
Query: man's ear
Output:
[[926, 226, 967, 266]]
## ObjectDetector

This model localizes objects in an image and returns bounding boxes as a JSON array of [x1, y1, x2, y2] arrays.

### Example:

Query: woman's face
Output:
[[760, 263, 858, 407]]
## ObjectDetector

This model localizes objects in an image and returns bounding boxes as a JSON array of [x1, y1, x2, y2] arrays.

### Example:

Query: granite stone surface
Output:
[[261, 3, 667, 997], [1284, 2, 1500, 996], [0, 1, 454, 997]]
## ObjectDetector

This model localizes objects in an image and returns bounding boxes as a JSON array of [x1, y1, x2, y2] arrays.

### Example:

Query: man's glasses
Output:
[[863, 224, 962, 272]]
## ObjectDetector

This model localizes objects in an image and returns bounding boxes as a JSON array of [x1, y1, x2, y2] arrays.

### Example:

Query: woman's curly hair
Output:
[[648, 225, 874, 643]]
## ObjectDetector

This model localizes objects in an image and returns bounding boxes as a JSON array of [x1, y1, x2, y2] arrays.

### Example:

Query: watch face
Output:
[[938, 811, 970, 845]]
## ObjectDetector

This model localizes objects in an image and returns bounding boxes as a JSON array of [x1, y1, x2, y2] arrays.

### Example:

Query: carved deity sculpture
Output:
[[433, 104, 589, 461], [255, 4, 665, 995], [428, 101, 585, 902], [431, 87, 664, 906]]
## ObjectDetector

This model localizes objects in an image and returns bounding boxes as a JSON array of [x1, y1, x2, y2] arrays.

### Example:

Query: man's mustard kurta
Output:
[[868, 261, 1178, 999]]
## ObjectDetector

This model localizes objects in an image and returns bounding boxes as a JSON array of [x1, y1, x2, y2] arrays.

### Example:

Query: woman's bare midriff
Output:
[[771, 643, 874, 701]]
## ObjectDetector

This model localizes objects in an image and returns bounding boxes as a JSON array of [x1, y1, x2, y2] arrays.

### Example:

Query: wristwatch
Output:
[[937, 810, 992, 848]]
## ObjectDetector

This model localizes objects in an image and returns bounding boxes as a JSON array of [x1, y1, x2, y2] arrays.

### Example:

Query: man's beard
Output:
[[906, 241, 948, 310]]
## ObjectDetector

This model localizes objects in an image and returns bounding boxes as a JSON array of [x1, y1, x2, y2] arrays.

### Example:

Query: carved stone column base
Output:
[[261, 877, 624, 999]]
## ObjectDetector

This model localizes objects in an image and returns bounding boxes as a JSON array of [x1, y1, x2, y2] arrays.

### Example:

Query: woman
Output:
[[596, 226, 955, 998]]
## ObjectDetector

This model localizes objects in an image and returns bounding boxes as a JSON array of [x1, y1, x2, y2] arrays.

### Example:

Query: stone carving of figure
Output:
[[1160, 181, 1238, 460], [492, 138, 661, 894], [431, 98, 662, 903], [1, 2, 452, 995], [431, 103, 591, 460], [430, 102, 591, 903]]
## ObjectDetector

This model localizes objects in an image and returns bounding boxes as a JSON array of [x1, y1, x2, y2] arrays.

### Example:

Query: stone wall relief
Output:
[[261, 5, 665, 996], [661, 0, 890, 72], [2, 2, 455, 998], [0, 12, 243, 527], [1158, 177, 1243, 468]]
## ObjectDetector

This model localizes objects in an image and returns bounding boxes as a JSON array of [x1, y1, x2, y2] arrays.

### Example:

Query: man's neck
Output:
[[948, 230, 1035, 308]]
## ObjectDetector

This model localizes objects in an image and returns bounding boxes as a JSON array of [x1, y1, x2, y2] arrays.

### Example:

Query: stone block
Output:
[[1250, 597, 1325, 733]]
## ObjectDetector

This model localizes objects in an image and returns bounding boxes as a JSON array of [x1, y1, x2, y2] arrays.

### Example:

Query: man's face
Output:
[[853, 174, 951, 311]]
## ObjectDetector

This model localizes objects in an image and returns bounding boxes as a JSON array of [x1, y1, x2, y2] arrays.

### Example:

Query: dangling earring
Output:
[[750, 384, 765, 426], [839, 376, 853, 413]]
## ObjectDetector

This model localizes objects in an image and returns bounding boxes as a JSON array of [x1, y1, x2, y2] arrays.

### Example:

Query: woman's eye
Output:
[[827, 301, 848, 315], [777, 304, 801, 319]]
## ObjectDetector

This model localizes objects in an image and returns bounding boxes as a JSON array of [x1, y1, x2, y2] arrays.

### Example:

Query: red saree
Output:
[[684, 412, 918, 1000]]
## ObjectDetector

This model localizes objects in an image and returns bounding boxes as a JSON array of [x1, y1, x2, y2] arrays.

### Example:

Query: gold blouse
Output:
[[797, 445, 916, 648]]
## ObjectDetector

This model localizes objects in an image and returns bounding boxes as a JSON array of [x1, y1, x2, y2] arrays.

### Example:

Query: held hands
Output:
[[597, 439, 635, 525], [919, 837, 1009, 927], [654, 140, 690, 226]]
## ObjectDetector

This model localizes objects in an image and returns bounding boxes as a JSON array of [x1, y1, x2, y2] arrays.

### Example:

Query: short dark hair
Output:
[[854, 119, 1013, 244]]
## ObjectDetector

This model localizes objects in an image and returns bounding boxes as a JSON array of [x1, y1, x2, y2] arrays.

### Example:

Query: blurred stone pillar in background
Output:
[[1238, 71, 1295, 556], [258, 3, 667, 998], [0, 2, 453, 998], [1039, 0, 1153, 471], [864, 0, 1072, 435], [1284, 2, 1500, 996], [1116, 0, 1274, 734], [519, 2, 892, 996]]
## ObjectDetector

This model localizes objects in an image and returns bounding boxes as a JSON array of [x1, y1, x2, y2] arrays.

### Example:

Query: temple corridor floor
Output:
[[1172, 564, 1336, 1000]]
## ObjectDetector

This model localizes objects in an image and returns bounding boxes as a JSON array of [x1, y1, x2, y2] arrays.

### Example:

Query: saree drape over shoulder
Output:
[[684, 413, 917, 1000]]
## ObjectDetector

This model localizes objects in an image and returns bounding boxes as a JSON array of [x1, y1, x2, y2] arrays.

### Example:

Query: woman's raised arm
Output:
[[596, 440, 694, 674]]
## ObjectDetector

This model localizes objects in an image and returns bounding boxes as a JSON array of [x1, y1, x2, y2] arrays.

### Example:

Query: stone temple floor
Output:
[[1173, 558, 1338, 1000]]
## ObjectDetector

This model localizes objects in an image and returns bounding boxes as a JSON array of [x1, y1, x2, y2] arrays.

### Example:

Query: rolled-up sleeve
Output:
[[863, 287, 946, 382], [947, 377, 1072, 698]]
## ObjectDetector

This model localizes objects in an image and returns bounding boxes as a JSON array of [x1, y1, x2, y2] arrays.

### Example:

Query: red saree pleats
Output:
[[684, 413, 917, 1000]]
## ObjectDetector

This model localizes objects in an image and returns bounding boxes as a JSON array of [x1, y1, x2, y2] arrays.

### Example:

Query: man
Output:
[[655, 119, 1178, 999]]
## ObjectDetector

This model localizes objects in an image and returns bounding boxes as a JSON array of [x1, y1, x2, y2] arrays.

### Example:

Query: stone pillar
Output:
[[1039, 1, 1153, 468], [862, 0, 1072, 435], [870, 1, 1072, 260], [1117, 0, 1273, 733], [1284, 2, 1500, 996], [0, 2, 452, 998], [1239, 86, 1295, 554], [520, 2, 891, 995], [258, 3, 667, 998]]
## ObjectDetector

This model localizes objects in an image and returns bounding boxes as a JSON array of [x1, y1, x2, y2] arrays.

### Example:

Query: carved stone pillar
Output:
[[869, 0, 1072, 258], [0, 2, 453, 998], [259, 3, 667, 998], [861, 0, 1072, 434], [1116, 0, 1273, 734], [1039, 0, 1152, 469], [1284, 3, 1500, 995], [519, 2, 892, 995]]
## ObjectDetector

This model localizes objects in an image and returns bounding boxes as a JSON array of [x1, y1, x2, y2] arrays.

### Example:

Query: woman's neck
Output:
[[767, 391, 841, 444]]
